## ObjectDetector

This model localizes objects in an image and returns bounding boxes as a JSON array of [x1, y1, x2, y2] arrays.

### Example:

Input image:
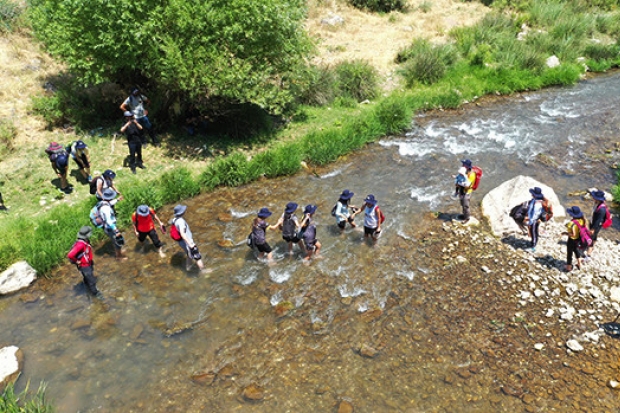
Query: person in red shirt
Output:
[[67, 226, 102, 298], [132, 204, 166, 257]]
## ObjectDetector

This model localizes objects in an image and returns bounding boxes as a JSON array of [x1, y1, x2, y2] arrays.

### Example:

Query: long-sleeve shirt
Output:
[[67, 240, 93, 267], [527, 199, 543, 226], [591, 203, 607, 231]]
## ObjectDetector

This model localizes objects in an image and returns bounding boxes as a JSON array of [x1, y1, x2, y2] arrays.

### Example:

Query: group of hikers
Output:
[[66, 176, 388, 298], [44, 88, 157, 192]]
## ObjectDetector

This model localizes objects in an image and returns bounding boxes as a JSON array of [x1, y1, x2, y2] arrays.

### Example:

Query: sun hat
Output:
[[304, 204, 318, 215], [75, 140, 87, 149], [339, 189, 354, 200], [124, 111, 134, 118], [458, 167, 467, 175], [566, 206, 584, 218], [364, 194, 377, 206], [285, 202, 298, 214], [77, 226, 93, 240], [591, 190, 606, 202], [103, 169, 116, 179], [137, 205, 150, 217], [461, 159, 473, 169], [257, 207, 272, 219], [102, 188, 117, 201], [529, 187, 544, 200], [47, 142, 63, 152], [174, 204, 187, 217]]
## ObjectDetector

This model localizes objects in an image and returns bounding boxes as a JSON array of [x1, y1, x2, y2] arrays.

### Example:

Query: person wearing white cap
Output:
[[170, 205, 206, 272]]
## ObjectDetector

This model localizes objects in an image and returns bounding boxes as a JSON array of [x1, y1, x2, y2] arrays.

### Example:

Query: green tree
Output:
[[28, 0, 313, 114]]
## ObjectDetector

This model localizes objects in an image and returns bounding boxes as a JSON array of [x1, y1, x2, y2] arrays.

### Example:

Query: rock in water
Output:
[[0, 261, 37, 295], [0, 346, 23, 392], [243, 384, 264, 401]]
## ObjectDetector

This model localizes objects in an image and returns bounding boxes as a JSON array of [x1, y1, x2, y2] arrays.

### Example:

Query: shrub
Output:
[[0, 0, 23, 32], [159, 167, 201, 204], [31, 94, 65, 129], [250, 143, 303, 178], [334, 60, 379, 101], [0, 119, 17, 156], [373, 94, 412, 135], [583, 42, 620, 61], [295, 65, 338, 106], [199, 152, 259, 189], [397, 39, 459, 86], [349, 0, 406, 13]]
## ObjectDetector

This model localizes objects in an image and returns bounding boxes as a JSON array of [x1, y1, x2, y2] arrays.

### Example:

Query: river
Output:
[[4, 72, 620, 413]]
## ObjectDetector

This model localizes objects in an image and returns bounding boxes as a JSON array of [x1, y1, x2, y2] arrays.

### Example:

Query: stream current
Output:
[[4, 73, 620, 412]]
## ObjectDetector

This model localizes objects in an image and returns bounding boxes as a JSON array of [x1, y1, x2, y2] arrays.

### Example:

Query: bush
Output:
[[334, 60, 379, 101], [349, 0, 406, 13], [159, 167, 201, 205], [31, 94, 65, 129], [0, 119, 17, 156], [295, 65, 338, 106], [0, 0, 23, 32], [199, 152, 260, 189], [373, 94, 413, 135], [250, 143, 303, 178]]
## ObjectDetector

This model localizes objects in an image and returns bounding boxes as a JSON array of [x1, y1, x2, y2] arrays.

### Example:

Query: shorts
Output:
[[255, 242, 272, 254], [337, 221, 346, 230], [305, 241, 317, 252], [364, 226, 381, 238], [283, 235, 301, 243]]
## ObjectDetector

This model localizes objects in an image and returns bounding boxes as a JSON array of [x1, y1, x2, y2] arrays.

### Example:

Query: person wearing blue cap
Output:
[[250, 207, 277, 262], [120, 87, 159, 146], [333, 189, 360, 231], [589, 189, 611, 256], [300, 204, 321, 261], [67, 140, 92, 182], [361, 194, 384, 243], [457, 159, 476, 223], [273, 202, 303, 254], [565, 206, 587, 272], [526, 187, 545, 252]]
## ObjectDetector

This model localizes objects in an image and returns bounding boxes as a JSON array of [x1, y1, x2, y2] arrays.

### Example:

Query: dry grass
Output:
[[306, 0, 488, 89], [0, 1, 489, 220]]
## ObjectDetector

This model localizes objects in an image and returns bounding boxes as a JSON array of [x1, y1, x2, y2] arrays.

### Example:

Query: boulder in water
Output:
[[0, 261, 37, 295], [481, 176, 566, 237], [0, 346, 23, 392]]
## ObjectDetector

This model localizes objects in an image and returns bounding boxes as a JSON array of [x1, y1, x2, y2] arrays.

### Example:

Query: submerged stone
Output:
[[243, 384, 264, 401]]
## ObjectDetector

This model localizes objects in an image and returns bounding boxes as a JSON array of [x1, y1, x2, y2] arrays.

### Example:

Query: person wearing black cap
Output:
[[95, 169, 122, 201], [120, 88, 158, 146], [300, 204, 321, 261], [589, 190, 610, 255], [565, 206, 587, 272], [272, 202, 303, 254], [333, 189, 359, 231], [67, 226, 102, 298], [68, 140, 92, 182], [121, 111, 144, 174], [457, 159, 476, 223], [251, 207, 277, 262], [526, 187, 545, 252]]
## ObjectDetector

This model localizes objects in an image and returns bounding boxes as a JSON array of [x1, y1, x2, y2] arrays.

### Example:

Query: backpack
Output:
[[509, 202, 528, 224], [89, 202, 105, 228], [573, 220, 593, 250], [55, 153, 68, 168], [471, 166, 483, 191], [331, 204, 337, 217], [170, 218, 182, 241], [282, 213, 297, 238], [377, 206, 386, 224], [598, 204, 613, 229], [89, 176, 101, 195], [540, 198, 554, 222]]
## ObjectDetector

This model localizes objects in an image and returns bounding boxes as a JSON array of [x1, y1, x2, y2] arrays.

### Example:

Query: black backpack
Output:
[[89, 176, 101, 195], [282, 213, 297, 238]]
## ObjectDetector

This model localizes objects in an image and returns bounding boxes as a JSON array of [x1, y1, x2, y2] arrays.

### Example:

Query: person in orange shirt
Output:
[[132, 204, 166, 257]]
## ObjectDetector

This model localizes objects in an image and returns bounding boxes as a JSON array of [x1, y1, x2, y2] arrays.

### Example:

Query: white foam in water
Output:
[[338, 284, 366, 298], [397, 271, 416, 281], [270, 291, 283, 306], [269, 268, 292, 284], [357, 302, 368, 312], [380, 139, 438, 158], [234, 273, 257, 286], [320, 163, 351, 179], [230, 209, 254, 219], [410, 185, 446, 209]]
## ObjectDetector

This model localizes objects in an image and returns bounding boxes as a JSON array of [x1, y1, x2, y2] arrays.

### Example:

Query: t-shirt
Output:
[[174, 217, 194, 244], [124, 122, 142, 144]]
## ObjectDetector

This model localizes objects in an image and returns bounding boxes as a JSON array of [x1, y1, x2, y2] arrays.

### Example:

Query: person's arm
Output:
[[375, 207, 381, 232], [67, 242, 81, 264], [152, 212, 166, 232], [132, 213, 139, 237], [179, 222, 195, 248], [96, 179, 104, 198], [120, 98, 129, 112], [120, 120, 132, 133]]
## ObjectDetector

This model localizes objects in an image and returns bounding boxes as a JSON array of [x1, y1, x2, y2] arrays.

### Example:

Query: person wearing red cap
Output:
[[45, 142, 71, 192]]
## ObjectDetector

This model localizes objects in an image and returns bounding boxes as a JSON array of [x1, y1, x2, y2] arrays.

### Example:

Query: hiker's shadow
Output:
[[70, 169, 89, 185], [502, 234, 566, 270], [436, 212, 460, 222]]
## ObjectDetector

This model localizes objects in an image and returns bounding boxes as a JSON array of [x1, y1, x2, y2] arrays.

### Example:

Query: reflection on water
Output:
[[4, 73, 620, 412]]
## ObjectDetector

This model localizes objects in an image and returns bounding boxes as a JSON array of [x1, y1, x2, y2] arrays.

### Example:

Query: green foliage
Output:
[[31, 95, 65, 129], [294, 65, 338, 106], [200, 152, 259, 189], [0, 119, 17, 156], [0, 382, 54, 413], [397, 39, 459, 86], [334, 60, 379, 101], [373, 94, 413, 135], [0, 0, 23, 32], [159, 167, 201, 205], [28, 0, 313, 115], [250, 144, 303, 178], [349, 0, 407, 13]]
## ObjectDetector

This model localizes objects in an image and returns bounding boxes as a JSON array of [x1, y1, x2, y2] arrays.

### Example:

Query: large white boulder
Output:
[[481, 175, 566, 236], [0, 261, 37, 295], [0, 346, 23, 392]]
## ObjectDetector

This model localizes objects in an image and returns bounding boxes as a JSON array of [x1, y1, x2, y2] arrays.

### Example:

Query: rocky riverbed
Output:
[[112, 214, 620, 413]]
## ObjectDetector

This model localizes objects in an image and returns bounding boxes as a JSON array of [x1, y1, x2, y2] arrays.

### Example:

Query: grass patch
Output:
[[0, 382, 53, 413]]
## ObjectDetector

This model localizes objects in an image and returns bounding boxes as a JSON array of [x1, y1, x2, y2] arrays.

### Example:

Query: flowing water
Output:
[[4, 73, 620, 413]]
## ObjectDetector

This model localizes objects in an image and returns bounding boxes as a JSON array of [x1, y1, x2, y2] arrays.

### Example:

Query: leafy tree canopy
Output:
[[28, 0, 313, 114]]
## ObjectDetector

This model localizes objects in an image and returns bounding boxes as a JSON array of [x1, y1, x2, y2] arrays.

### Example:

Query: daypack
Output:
[[282, 213, 297, 238], [331, 204, 337, 217], [598, 204, 613, 229], [89, 176, 101, 195], [471, 166, 483, 191], [377, 206, 386, 224], [573, 220, 593, 250], [509, 202, 528, 224], [170, 218, 182, 241], [540, 198, 554, 222], [89, 202, 105, 228], [55, 153, 68, 168]]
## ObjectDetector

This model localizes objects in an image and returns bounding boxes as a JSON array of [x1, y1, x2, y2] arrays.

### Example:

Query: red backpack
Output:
[[598, 204, 613, 229], [471, 166, 483, 191], [376, 207, 386, 224], [169, 219, 182, 241]]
